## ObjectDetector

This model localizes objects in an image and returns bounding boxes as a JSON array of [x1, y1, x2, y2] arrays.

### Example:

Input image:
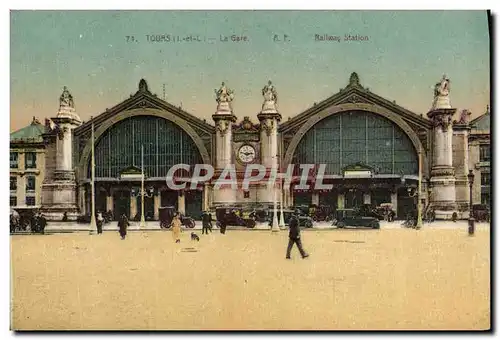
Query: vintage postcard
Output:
[[9, 10, 491, 331]]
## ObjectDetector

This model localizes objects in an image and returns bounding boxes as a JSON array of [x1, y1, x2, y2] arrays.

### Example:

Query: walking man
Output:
[[118, 214, 129, 240], [97, 211, 104, 234], [202, 211, 212, 235], [286, 210, 309, 259]]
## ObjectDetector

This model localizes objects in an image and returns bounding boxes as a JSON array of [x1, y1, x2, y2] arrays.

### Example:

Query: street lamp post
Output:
[[467, 170, 475, 236], [279, 179, 286, 228], [271, 160, 280, 232], [140, 144, 146, 229], [416, 146, 423, 229], [89, 117, 97, 234]]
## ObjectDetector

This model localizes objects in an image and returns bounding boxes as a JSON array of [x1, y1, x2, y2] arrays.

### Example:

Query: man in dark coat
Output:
[[202, 211, 212, 235], [286, 210, 309, 259], [118, 214, 129, 240], [38, 213, 47, 235], [208, 213, 213, 232]]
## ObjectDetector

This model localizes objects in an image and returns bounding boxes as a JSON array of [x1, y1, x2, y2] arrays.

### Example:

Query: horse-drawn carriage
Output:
[[215, 207, 256, 229], [158, 206, 196, 229]]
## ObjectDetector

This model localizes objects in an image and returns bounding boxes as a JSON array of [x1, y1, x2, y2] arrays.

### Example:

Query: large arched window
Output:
[[89, 115, 203, 178], [293, 111, 418, 175]]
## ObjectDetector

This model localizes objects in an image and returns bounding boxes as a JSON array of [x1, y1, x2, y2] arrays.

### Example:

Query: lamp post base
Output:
[[89, 217, 98, 235], [468, 217, 475, 236], [271, 219, 280, 232]]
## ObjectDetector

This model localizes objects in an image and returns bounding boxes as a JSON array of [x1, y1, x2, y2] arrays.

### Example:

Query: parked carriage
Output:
[[215, 207, 256, 228], [158, 206, 196, 229]]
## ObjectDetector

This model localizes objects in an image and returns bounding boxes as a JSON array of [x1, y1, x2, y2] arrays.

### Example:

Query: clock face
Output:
[[238, 145, 256, 163]]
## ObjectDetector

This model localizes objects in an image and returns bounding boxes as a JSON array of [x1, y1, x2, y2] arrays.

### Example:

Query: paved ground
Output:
[[11, 226, 490, 330]]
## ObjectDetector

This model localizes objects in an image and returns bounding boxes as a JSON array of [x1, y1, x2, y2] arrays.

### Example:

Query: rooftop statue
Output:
[[434, 75, 450, 98], [430, 75, 452, 110], [59, 86, 75, 109], [262, 80, 278, 103], [214, 82, 234, 103]]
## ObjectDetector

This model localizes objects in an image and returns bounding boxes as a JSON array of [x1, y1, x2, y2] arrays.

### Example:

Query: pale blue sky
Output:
[[10, 10, 490, 131]]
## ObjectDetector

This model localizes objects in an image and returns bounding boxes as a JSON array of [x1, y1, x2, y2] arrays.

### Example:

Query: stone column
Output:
[[258, 81, 282, 206], [40, 86, 82, 221], [337, 194, 345, 209], [453, 121, 471, 218], [212, 83, 237, 207], [154, 192, 160, 220], [363, 193, 371, 205], [427, 75, 457, 220], [312, 193, 319, 206], [178, 192, 186, 215], [130, 195, 137, 219], [202, 183, 210, 211], [106, 193, 113, 213], [78, 185, 86, 215], [391, 192, 398, 217]]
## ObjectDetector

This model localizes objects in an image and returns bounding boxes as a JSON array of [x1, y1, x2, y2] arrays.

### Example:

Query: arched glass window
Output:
[[89, 115, 203, 178], [293, 111, 418, 175]]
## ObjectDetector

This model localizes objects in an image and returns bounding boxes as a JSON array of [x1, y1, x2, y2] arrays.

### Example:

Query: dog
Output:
[[190, 232, 200, 241]]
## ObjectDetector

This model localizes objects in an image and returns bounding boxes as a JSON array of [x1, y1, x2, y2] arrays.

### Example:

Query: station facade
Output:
[[9, 73, 490, 221]]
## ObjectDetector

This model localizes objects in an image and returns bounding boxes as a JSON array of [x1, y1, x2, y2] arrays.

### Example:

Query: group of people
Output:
[[94, 208, 311, 260], [9, 211, 47, 234]]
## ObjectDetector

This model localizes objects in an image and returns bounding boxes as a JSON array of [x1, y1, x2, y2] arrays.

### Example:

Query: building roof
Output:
[[470, 106, 490, 132], [10, 117, 46, 143]]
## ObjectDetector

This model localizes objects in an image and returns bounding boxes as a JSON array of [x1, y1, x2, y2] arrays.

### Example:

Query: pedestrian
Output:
[[202, 211, 212, 235], [219, 217, 227, 234], [171, 213, 182, 243], [38, 213, 47, 235], [208, 213, 213, 232], [118, 214, 129, 240], [286, 210, 309, 259], [97, 211, 104, 234]]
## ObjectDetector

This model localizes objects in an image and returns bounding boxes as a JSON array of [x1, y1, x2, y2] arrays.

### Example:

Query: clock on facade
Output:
[[237, 144, 256, 163]]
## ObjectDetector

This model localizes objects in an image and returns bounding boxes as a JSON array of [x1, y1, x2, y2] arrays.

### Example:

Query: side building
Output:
[[10, 117, 46, 210]]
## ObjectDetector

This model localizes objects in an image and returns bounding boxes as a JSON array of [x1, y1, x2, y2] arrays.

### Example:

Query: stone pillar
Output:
[[337, 194, 345, 209], [363, 193, 371, 205], [106, 193, 113, 213], [178, 192, 186, 215], [40, 86, 82, 221], [427, 75, 457, 220], [312, 193, 319, 206], [130, 195, 137, 219], [391, 192, 398, 217], [78, 185, 86, 215], [258, 81, 282, 206], [453, 122, 471, 218], [212, 83, 237, 207], [202, 183, 210, 211], [154, 192, 160, 220]]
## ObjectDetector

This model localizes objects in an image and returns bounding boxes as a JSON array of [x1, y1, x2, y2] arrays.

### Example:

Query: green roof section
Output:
[[10, 117, 47, 142], [471, 106, 490, 132]]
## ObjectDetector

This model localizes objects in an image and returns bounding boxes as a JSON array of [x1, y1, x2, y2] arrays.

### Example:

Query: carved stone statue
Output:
[[214, 82, 235, 114], [214, 82, 234, 103], [262, 80, 278, 103], [457, 109, 471, 124], [59, 86, 74, 109], [261, 80, 279, 113], [434, 75, 450, 98], [431, 75, 452, 110]]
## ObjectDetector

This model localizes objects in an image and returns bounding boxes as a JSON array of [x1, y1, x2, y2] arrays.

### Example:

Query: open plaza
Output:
[[10, 223, 490, 331]]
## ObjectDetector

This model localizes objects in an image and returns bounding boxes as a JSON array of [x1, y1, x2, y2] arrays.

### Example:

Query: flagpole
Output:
[[89, 116, 97, 234]]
